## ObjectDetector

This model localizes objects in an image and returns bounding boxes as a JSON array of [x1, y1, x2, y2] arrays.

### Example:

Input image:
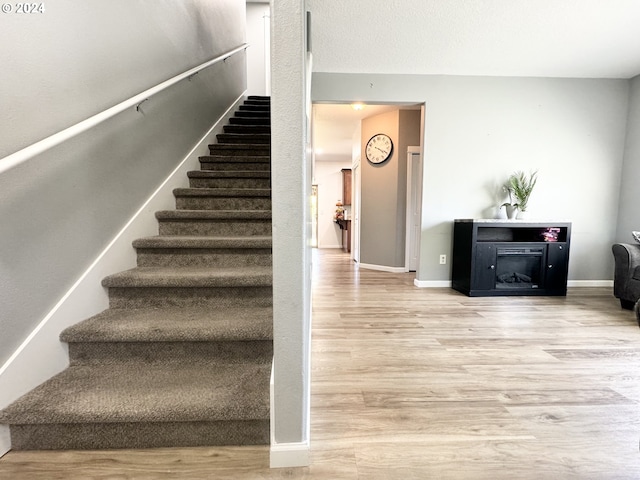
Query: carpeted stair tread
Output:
[[199, 155, 270, 163], [238, 104, 270, 110], [0, 362, 270, 425], [223, 125, 271, 134], [155, 210, 272, 237], [61, 306, 273, 343], [228, 117, 270, 126], [209, 143, 270, 150], [156, 210, 272, 221], [102, 266, 273, 288], [234, 110, 270, 117], [173, 187, 271, 198], [133, 235, 272, 249], [244, 101, 270, 107], [186, 171, 271, 189], [216, 133, 270, 144], [188, 170, 270, 179]]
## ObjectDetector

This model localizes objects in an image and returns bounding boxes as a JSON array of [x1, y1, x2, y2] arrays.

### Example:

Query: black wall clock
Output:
[[365, 133, 393, 164]]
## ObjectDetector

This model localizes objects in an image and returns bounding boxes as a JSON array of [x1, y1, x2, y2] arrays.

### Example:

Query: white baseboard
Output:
[[568, 280, 614, 288], [414, 279, 452, 288], [359, 263, 406, 273], [0, 425, 9, 458], [270, 441, 310, 468], [269, 356, 311, 469], [0, 95, 245, 427]]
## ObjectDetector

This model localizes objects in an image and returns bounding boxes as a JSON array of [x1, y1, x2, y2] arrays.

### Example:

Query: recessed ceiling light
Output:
[[351, 103, 365, 111]]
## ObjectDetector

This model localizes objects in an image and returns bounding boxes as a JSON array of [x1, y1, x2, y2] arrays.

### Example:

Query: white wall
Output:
[[0, 0, 246, 366], [246, 3, 270, 96], [312, 73, 629, 283], [617, 75, 640, 242], [314, 161, 351, 248]]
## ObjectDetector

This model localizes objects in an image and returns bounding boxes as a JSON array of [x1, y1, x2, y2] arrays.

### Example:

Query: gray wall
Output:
[[360, 110, 420, 267], [0, 0, 246, 365], [617, 75, 640, 242], [312, 73, 630, 282]]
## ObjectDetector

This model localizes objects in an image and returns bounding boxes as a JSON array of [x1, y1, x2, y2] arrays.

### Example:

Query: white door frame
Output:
[[405, 146, 422, 272], [352, 157, 361, 263]]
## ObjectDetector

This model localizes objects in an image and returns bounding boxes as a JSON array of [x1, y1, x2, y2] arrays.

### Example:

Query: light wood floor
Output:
[[2, 248, 640, 479]]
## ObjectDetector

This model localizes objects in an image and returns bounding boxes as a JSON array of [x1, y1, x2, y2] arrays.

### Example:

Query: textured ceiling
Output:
[[310, 0, 640, 162], [310, 0, 640, 79]]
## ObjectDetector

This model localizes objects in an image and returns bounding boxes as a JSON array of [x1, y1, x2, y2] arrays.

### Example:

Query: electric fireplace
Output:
[[495, 246, 544, 290], [451, 220, 571, 297]]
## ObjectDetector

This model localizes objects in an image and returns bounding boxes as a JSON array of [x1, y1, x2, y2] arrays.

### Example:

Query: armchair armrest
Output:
[[612, 243, 640, 299]]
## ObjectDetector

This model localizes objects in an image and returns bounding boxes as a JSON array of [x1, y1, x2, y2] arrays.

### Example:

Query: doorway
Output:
[[311, 102, 424, 267]]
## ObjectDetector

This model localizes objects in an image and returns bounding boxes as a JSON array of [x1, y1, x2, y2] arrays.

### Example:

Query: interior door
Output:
[[405, 147, 422, 272]]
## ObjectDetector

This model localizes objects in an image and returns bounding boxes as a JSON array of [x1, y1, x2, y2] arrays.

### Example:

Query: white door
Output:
[[405, 147, 422, 272]]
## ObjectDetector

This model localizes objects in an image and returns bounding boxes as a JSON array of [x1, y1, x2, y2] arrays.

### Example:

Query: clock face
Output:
[[365, 133, 393, 164]]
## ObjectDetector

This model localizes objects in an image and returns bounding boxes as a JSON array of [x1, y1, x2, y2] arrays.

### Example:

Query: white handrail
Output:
[[0, 43, 249, 176]]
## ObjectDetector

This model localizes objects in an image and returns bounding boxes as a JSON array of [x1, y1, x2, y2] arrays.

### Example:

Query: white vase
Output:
[[505, 205, 518, 220]]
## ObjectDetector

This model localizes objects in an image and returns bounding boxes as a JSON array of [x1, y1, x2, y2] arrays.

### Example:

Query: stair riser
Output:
[[68, 341, 273, 366], [223, 125, 271, 134], [176, 197, 271, 210], [209, 146, 270, 156], [216, 134, 270, 144], [234, 111, 270, 118], [136, 249, 272, 267], [158, 220, 272, 236], [238, 105, 270, 112], [229, 117, 270, 126], [188, 178, 271, 188], [9, 420, 269, 450], [200, 161, 270, 171], [108, 286, 273, 308]]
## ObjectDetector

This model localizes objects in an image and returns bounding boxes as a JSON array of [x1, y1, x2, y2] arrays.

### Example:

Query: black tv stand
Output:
[[452, 219, 571, 297]]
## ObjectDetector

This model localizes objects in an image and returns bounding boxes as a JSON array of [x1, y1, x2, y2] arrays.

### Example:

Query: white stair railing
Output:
[[0, 43, 248, 176]]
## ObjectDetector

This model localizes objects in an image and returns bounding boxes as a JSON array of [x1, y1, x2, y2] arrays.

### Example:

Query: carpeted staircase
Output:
[[0, 96, 273, 450]]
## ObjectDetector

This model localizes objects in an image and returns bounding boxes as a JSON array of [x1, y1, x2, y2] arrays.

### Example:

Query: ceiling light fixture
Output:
[[351, 103, 365, 111]]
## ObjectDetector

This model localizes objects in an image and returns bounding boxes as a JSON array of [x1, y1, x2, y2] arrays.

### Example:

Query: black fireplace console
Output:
[[452, 219, 571, 297]]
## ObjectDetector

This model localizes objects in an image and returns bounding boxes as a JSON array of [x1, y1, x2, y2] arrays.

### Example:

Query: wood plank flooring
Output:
[[2, 248, 640, 479]]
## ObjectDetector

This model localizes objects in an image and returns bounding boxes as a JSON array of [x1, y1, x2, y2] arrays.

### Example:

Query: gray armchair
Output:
[[612, 243, 640, 309]]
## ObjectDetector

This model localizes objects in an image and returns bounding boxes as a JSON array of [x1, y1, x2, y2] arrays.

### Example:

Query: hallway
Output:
[[2, 248, 640, 478]]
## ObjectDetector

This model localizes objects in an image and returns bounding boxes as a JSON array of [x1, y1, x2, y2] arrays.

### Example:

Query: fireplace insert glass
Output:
[[495, 246, 544, 290]]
